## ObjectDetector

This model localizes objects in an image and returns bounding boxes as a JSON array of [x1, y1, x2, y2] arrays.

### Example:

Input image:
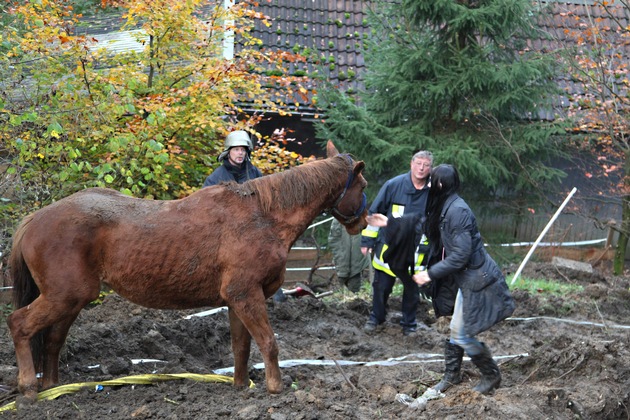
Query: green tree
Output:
[[316, 0, 566, 198]]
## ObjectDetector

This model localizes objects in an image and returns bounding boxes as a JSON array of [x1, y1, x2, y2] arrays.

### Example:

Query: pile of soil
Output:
[[1, 262, 629, 419]]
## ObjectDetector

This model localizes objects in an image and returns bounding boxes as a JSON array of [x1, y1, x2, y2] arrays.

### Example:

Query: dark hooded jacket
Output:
[[203, 159, 262, 187], [360, 172, 430, 276], [427, 194, 515, 336]]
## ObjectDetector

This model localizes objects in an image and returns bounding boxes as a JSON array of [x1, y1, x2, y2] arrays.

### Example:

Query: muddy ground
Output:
[[0, 262, 629, 419]]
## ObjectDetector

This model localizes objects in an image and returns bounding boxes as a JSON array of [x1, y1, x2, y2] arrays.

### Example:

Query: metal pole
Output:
[[510, 187, 578, 286]]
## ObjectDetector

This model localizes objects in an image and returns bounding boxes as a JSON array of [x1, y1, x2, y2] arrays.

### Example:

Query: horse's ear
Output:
[[353, 161, 365, 176], [326, 140, 339, 158]]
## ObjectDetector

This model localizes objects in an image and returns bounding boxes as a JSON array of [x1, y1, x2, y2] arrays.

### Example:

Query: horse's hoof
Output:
[[233, 382, 247, 390], [15, 393, 38, 408], [267, 383, 283, 394]]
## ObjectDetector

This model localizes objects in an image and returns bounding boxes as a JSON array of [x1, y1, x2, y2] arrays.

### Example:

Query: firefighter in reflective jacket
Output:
[[361, 150, 433, 336]]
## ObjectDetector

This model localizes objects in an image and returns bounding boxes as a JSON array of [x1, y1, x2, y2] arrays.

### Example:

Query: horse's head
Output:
[[326, 141, 368, 235]]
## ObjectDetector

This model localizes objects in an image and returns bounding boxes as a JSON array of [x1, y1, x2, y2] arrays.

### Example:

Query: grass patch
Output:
[[1, 303, 12, 319], [508, 276, 583, 295], [509, 276, 583, 316], [320, 277, 407, 305], [322, 275, 583, 307]]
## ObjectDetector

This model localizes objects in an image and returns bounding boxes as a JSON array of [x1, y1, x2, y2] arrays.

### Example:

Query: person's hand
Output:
[[360, 246, 371, 256], [412, 271, 431, 286], [367, 213, 388, 227]]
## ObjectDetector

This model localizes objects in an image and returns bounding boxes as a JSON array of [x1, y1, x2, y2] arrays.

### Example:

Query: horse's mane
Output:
[[230, 155, 351, 214]]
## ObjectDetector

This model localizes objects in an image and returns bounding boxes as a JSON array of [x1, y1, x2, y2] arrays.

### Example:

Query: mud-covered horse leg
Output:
[[41, 313, 82, 389], [228, 290, 282, 394], [8, 292, 94, 401], [7, 319, 37, 401], [7, 296, 52, 401], [228, 308, 253, 389]]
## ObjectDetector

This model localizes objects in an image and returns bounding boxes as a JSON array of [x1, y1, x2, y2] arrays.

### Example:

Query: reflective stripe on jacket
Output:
[[372, 242, 427, 277]]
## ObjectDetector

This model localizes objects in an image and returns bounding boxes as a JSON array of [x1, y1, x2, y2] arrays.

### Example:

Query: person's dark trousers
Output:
[[398, 274, 419, 330], [368, 270, 418, 330], [368, 269, 396, 325]]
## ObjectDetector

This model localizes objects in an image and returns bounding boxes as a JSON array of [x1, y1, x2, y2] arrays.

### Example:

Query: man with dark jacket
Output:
[[361, 150, 433, 336], [203, 130, 262, 187]]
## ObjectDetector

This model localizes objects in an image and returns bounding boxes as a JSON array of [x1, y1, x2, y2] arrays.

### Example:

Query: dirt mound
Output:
[[1, 262, 629, 419]]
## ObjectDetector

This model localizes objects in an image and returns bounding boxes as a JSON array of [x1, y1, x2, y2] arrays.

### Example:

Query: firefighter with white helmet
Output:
[[203, 130, 262, 186]]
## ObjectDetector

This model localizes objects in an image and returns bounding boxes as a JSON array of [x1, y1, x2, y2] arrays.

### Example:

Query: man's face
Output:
[[227, 146, 247, 166], [411, 157, 432, 182]]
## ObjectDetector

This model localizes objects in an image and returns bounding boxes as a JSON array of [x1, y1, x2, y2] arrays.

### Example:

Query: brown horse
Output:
[[7, 141, 367, 402]]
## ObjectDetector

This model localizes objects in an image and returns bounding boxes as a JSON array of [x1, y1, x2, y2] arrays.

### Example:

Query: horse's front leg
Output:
[[228, 293, 282, 394], [227, 307, 252, 389], [42, 313, 82, 390]]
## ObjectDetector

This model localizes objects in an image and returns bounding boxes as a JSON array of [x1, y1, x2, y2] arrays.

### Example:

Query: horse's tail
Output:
[[10, 214, 40, 309], [9, 213, 45, 370]]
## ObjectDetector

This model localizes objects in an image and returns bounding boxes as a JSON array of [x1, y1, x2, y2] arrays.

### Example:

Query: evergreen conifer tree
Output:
[[317, 0, 566, 197]]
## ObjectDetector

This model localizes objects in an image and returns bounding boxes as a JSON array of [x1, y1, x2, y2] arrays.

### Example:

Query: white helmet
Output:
[[218, 130, 253, 161]]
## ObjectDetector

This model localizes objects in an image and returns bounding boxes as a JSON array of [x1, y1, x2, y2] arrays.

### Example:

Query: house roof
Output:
[[535, 1, 630, 122], [247, 0, 369, 114], [75, 1, 369, 115], [251, 0, 629, 121], [75, 1, 629, 121]]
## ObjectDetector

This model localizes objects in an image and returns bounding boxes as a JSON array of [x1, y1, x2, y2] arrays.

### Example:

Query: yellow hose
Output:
[[0, 373, 255, 412]]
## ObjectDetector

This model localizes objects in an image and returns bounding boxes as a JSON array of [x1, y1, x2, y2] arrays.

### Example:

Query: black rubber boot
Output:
[[470, 343, 501, 395], [433, 339, 464, 393]]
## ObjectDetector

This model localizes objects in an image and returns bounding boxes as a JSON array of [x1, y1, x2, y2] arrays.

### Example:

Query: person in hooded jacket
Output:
[[203, 130, 286, 302], [367, 164, 515, 395]]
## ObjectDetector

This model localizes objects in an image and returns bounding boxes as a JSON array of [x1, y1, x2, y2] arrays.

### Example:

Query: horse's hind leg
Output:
[[8, 294, 89, 401], [228, 308, 252, 389], [7, 312, 37, 400], [7, 296, 52, 401]]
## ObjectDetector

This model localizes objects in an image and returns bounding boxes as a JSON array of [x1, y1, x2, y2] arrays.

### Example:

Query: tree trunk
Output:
[[613, 149, 630, 275], [613, 194, 630, 275]]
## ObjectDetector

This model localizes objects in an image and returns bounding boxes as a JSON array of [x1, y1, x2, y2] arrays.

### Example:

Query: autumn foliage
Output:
[[556, 0, 630, 273], [560, 1, 629, 192], [0, 0, 311, 240]]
